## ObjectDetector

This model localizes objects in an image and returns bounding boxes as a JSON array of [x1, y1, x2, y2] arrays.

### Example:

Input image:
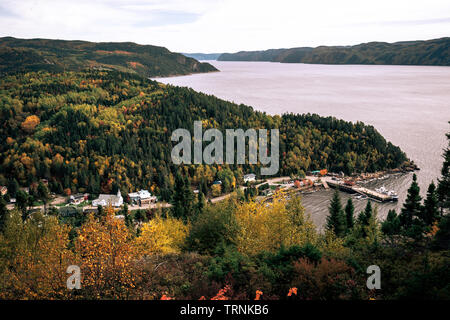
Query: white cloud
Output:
[[0, 0, 449, 52]]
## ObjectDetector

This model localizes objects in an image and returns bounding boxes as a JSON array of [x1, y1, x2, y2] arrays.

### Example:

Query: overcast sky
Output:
[[1, 0, 449, 53]]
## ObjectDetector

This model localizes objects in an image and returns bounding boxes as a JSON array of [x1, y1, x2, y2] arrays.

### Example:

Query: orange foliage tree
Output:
[[21, 115, 40, 133]]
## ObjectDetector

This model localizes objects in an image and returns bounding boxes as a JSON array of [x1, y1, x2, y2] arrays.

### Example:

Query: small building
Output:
[[128, 189, 156, 206], [243, 173, 256, 183], [213, 180, 222, 185], [0, 186, 7, 196], [69, 193, 89, 205], [92, 189, 123, 207]]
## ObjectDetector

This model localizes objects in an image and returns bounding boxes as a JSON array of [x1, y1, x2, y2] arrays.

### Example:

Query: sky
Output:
[[1, 0, 449, 53]]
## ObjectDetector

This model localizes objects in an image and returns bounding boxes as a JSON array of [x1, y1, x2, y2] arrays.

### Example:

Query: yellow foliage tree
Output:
[[74, 206, 136, 299], [235, 191, 318, 255], [135, 214, 189, 255], [211, 184, 222, 197], [317, 230, 350, 259], [0, 210, 73, 299]]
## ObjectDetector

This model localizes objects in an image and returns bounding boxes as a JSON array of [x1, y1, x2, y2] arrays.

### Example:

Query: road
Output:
[[6, 176, 305, 212]]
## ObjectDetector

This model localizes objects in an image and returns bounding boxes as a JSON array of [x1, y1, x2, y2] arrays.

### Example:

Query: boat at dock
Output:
[[327, 180, 398, 202], [375, 186, 399, 201]]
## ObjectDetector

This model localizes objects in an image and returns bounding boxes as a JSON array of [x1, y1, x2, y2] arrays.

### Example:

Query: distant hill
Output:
[[182, 53, 222, 60], [218, 38, 450, 66], [0, 37, 218, 77]]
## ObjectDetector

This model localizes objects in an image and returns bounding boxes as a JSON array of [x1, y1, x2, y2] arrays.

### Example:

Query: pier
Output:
[[326, 180, 394, 202]]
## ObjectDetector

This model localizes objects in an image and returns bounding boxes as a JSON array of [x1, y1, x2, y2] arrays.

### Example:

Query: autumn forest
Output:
[[0, 69, 449, 300]]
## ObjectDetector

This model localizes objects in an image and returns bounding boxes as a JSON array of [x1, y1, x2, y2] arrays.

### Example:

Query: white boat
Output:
[[375, 186, 388, 194], [375, 186, 398, 201], [387, 190, 399, 201]]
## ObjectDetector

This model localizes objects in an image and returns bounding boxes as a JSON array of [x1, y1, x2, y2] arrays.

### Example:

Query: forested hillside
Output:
[[0, 37, 218, 77], [218, 37, 450, 66], [181, 53, 222, 60], [0, 70, 407, 199]]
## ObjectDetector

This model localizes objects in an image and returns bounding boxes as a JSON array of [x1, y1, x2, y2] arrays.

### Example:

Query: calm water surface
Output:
[[156, 61, 450, 228]]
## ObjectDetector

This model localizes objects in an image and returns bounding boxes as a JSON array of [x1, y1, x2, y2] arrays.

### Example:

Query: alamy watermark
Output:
[[171, 121, 279, 175], [66, 265, 81, 290], [366, 265, 381, 290]]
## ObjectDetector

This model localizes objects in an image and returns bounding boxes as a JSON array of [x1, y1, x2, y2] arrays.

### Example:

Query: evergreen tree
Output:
[[171, 171, 194, 220], [37, 182, 49, 214], [172, 171, 186, 219], [0, 195, 8, 233], [358, 200, 373, 227], [326, 190, 346, 237], [399, 174, 423, 231], [183, 175, 194, 218], [15, 190, 28, 220], [344, 198, 355, 231], [196, 191, 206, 215], [400, 174, 428, 241], [381, 209, 401, 236], [437, 126, 450, 215], [7, 178, 19, 198], [356, 200, 374, 238], [96, 205, 104, 219], [422, 181, 439, 226], [122, 202, 128, 216], [134, 209, 148, 224], [123, 203, 134, 232], [433, 215, 450, 250]]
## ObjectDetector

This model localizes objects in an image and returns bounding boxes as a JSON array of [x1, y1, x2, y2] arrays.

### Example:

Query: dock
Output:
[[352, 186, 392, 202], [327, 180, 393, 202]]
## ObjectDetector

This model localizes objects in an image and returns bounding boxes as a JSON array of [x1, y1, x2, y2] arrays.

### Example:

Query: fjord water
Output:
[[157, 61, 450, 228]]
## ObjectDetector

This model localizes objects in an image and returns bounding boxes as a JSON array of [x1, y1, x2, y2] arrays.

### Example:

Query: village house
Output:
[[92, 189, 123, 207], [243, 173, 256, 183], [0, 186, 7, 196], [69, 193, 89, 205], [128, 189, 156, 206]]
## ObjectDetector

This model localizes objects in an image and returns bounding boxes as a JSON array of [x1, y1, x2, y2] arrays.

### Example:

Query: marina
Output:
[[327, 180, 398, 202]]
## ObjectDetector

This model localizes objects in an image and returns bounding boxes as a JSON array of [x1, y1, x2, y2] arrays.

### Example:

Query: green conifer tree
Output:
[[423, 181, 439, 226], [381, 209, 401, 236], [399, 174, 423, 229], [171, 170, 185, 219], [437, 125, 450, 215], [345, 198, 355, 231], [0, 195, 8, 233], [326, 190, 347, 237]]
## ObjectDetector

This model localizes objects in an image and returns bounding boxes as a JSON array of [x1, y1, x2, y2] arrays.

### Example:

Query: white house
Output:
[[69, 193, 89, 205], [128, 189, 156, 205], [243, 173, 256, 183], [92, 189, 123, 207]]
